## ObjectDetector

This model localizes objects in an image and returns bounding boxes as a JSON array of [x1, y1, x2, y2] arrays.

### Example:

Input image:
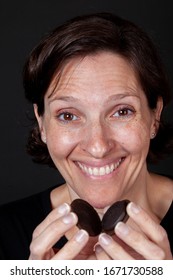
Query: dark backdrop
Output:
[[1, 0, 173, 205]]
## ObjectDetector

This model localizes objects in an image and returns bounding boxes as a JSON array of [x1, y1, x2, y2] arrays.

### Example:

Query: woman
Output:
[[0, 13, 172, 260]]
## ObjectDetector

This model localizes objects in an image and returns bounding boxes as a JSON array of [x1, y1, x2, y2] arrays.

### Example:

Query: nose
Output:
[[80, 123, 115, 159]]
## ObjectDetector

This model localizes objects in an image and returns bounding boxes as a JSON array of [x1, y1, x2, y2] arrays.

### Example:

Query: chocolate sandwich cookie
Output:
[[71, 199, 129, 236]]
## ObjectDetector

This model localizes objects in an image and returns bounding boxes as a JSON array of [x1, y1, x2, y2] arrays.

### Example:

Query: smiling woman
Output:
[[0, 12, 173, 260], [33, 52, 160, 209]]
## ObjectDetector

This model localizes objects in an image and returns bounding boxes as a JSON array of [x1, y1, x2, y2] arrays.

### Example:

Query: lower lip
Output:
[[75, 158, 125, 180]]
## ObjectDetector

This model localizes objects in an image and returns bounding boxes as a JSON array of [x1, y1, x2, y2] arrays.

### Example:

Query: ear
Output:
[[150, 97, 163, 138], [33, 104, 47, 144], [154, 97, 163, 121]]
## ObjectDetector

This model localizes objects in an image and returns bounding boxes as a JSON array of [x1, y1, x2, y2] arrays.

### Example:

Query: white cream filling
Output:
[[77, 158, 123, 176]]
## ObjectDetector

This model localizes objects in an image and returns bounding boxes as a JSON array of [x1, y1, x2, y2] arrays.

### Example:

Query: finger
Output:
[[126, 202, 170, 257], [115, 222, 165, 259], [94, 244, 111, 260], [33, 203, 71, 239], [86, 254, 97, 260], [98, 233, 134, 260], [52, 229, 89, 260], [30, 212, 78, 259]]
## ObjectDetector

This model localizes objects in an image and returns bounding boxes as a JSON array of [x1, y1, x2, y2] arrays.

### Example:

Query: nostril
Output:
[[82, 139, 114, 158], [80, 124, 115, 158]]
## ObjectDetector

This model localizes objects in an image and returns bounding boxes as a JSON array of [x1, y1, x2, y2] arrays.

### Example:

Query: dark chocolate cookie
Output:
[[102, 200, 130, 235], [71, 199, 102, 236], [71, 199, 129, 236]]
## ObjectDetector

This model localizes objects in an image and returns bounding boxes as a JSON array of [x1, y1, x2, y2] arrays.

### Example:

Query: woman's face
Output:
[[35, 52, 162, 208]]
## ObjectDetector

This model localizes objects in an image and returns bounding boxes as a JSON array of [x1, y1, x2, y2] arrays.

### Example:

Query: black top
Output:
[[0, 187, 172, 259]]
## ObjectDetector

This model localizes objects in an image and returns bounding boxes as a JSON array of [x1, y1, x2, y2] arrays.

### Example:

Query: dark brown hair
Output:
[[23, 12, 173, 167]]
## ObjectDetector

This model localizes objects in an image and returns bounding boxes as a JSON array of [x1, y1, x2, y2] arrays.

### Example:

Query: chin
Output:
[[84, 195, 115, 209]]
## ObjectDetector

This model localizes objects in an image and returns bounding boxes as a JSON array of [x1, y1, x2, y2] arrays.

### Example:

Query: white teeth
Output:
[[106, 165, 110, 174], [77, 159, 123, 177], [88, 167, 93, 175], [99, 167, 105, 176], [93, 167, 99, 176]]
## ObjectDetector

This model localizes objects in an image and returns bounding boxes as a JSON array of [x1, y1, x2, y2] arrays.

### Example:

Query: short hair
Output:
[[23, 12, 173, 167]]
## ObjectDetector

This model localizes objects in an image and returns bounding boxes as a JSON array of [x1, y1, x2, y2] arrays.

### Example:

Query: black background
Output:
[[1, 0, 173, 205]]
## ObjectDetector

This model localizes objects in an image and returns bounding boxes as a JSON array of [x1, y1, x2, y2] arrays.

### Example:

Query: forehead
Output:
[[46, 52, 142, 99]]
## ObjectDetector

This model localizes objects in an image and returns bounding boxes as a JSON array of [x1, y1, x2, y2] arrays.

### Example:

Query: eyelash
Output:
[[56, 106, 135, 124], [57, 111, 79, 123], [112, 107, 135, 118]]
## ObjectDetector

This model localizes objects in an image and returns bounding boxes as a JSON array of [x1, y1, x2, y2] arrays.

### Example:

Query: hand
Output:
[[29, 203, 89, 259], [95, 202, 172, 260]]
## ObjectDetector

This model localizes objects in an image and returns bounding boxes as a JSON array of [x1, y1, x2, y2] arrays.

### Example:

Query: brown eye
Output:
[[119, 109, 128, 116], [58, 112, 78, 122], [63, 113, 73, 121], [113, 107, 134, 118]]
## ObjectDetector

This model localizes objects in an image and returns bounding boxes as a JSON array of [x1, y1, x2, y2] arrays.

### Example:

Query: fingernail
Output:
[[62, 213, 77, 224], [128, 202, 141, 214], [94, 244, 103, 254], [57, 203, 70, 215], [99, 233, 112, 246], [115, 222, 129, 236], [75, 230, 88, 243]]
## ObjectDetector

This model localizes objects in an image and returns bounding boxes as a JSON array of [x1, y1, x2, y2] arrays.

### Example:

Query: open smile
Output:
[[77, 158, 125, 177]]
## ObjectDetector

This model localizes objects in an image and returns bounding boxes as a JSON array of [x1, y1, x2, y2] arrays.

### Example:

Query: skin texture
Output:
[[30, 52, 173, 260]]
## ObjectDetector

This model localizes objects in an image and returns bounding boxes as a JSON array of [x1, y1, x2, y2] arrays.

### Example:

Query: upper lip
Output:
[[75, 157, 125, 168]]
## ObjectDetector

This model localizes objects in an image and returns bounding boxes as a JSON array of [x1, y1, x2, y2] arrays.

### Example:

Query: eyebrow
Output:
[[48, 93, 140, 104], [48, 95, 79, 104], [107, 93, 140, 101]]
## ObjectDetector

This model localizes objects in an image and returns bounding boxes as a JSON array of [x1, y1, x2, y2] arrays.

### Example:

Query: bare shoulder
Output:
[[151, 173, 173, 194], [149, 173, 173, 219]]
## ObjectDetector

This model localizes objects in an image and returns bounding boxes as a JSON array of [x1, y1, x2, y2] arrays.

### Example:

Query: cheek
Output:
[[46, 127, 79, 160], [116, 122, 151, 154]]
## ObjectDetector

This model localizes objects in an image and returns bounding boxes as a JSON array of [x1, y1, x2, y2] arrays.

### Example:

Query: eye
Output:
[[57, 112, 78, 122], [113, 107, 135, 118]]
